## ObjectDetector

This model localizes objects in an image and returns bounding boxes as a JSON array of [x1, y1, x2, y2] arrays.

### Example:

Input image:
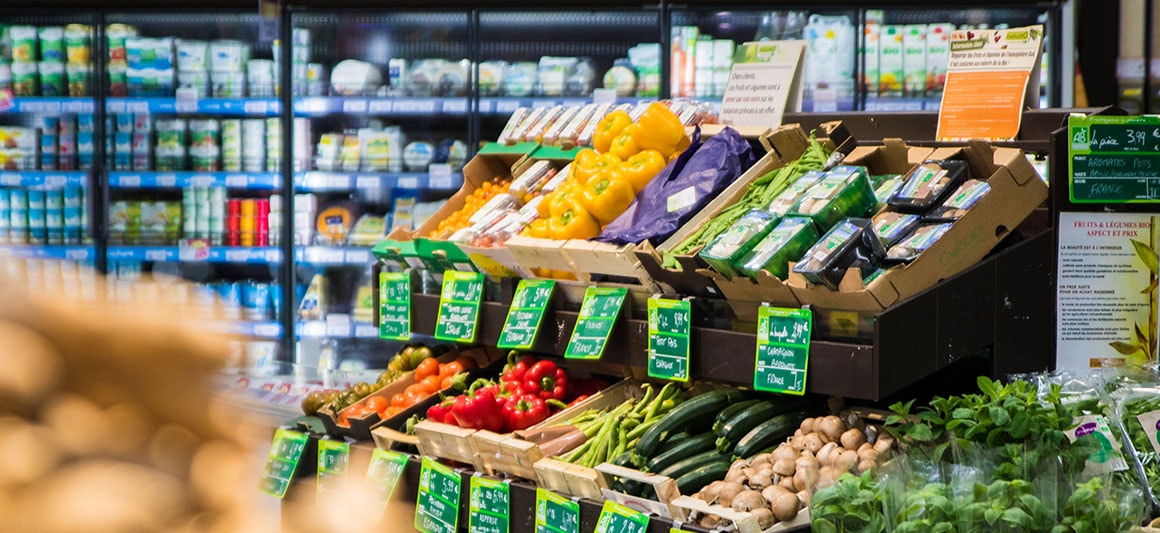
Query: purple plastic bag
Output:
[[597, 126, 756, 246]]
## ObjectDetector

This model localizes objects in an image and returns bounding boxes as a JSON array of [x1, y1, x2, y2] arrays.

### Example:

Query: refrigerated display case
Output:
[[289, 10, 469, 372], [0, 11, 96, 275], [101, 11, 286, 369]]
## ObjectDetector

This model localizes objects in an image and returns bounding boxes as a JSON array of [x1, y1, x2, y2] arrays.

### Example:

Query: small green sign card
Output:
[[753, 306, 811, 395], [316, 438, 351, 501], [366, 449, 409, 519], [257, 428, 308, 498], [469, 474, 510, 533], [535, 488, 579, 533], [415, 456, 461, 533], [380, 271, 412, 341], [595, 500, 650, 533], [1069, 114, 1160, 203], [564, 287, 627, 360], [647, 297, 691, 382], [434, 271, 485, 343], [497, 279, 555, 350]]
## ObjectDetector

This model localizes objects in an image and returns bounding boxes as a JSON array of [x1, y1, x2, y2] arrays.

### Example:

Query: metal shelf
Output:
[[294, 171, 462, 192], [0, 171, 88, 188], [106, 98, 282, 116], [296, 319, 379, 339], [0, 97, 94, 114], [292, 97, 470, 117], [197, 320, 283, 339], [108, 171, 281, 189], [295, 246, 374, 266], [0, 245, 92, 261], [106, 246, 282, 264]]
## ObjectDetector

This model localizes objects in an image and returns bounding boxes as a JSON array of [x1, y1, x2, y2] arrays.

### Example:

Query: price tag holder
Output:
[[469, 474, 510, 533], [595, 500, 650, 533], [379, 271, 411, 341], [534, 488, 579, 533], [415, 457, 462, 533], [257, 428, 309, 498], [1068, 114, 1160, 203], [178, 238, 211, 262], [753, 306, 811, 395], [497, 279, 555, 350], [434, 271, 484, 343], [366, 449, 409, 519], [564, 287, 627, 360], [647, 297, 691, 382], [316, 438, 350, 501]]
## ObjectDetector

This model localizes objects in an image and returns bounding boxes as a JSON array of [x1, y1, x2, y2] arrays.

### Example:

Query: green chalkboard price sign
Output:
[[1069, 115, 1160, 203], [416, 457, 462, 533], [595, 500, 650, 533], [497, 279, 555, 350], [753, 306, 811, 396], [434, 271, 485, 343], [316, 438, 350, 501], [366, 449, 409, 519], [380, 271, 412, 341], [647, 297, 691, 382], [469, 475, 510, 533], [534, 488, 579, 533], [564, 287, 627, 360], [258, 428, 308, 498]]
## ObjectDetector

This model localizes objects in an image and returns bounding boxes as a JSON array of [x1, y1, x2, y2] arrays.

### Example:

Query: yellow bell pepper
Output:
[[548, 199, 601, 240], [569, 149, 599, 183], [615, 150, 668, 193], [592, 109, 632, 154], [631, 102, 687, 158], [571, 152, 621, 186], [579, 171, 637, 225], [608, 129, 640, 160], [522, 218, 550, 238]]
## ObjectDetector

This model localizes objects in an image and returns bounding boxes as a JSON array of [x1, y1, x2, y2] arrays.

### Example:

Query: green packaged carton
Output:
[[699, 209, 779, 278], [767, 170, 825, 216], [787, 165, 877, 232], [736, 216, 819, 281]]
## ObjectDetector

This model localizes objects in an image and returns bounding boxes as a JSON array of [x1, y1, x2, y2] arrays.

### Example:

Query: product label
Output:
[[754, 306, 811, 395], [366, 449, 409, 520], [1068, 115, 1160, 203], [647, 297, 691, 382], [497, 279, 555, 350], [595, 500, 650, 533], [258, 428, 308, 498], [469, 475, 510, 533], [944, 180, 991, 209], [1065, 414, 1129, 476], [535, 488, 579, 533], [937, 25, 1043, 141], [380, 272, 412, 341], [565, 287, 627, 360], [316, 439, 350, 503], [416, 457, 461, 533], [666, 186, 698, 214], [434, 271, 484, 343]]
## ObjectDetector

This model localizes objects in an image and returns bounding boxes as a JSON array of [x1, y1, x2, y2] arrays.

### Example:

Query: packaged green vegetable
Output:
[[788, 165, 877, 232], [766, 170, 825, 216], [698, 209, 779, 278], [735, 216, 819, 280], [889, 159, 967, 213], [1115, 388, 1160, 513], [925, 179, 991, 221], [870, 211, 921, 248], [885, 223, 953, 263], [871, 174, 905, 209], [792, 218, 886, 290]]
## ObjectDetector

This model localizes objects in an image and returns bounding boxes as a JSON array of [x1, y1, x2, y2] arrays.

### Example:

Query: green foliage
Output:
[[810, 471, 886, 533]]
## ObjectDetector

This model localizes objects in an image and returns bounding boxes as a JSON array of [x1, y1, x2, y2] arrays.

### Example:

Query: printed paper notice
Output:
[[936, 26, 1043, 141], [719, 41, 804, 128], [1057, 212, 1159, 372]]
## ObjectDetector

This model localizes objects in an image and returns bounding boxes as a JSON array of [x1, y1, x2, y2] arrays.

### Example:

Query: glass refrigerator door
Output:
[[669, 8, 860, 113], [103, 12, 285, 372], [290, 11, 469, 374], [861, 7, 1055, 111], [477, 9, 662, 141], [0, 12, 97, 288]]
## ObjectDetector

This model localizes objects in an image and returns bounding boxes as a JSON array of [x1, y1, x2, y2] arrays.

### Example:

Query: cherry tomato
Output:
[[415, 357, 440, 381], [365, 396, 387, 414], [418, 375, 442, 394], [439, 361, 465, 379]]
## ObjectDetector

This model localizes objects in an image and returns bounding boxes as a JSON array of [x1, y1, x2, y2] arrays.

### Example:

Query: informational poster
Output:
[[1057, 212, 1159, 371], [936, 25, 1043, 141], [718, 41, 804, 128]]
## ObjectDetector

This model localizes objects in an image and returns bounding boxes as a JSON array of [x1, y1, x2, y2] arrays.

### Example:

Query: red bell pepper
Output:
[[501, 351, 538, 395], [523, 360, 568, 402], [502, 393, 550, 432], [426, 397, 455, 425], [451, 381, 505, 432], [567, 394, 589, 407]]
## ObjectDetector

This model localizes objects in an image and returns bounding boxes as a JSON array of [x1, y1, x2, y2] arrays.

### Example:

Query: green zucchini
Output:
[[658, 449, 731, 480], [674, 460, 732, 496], [611, 450, 634, 467], [655, 432, 691, 454], [713, 399, 763, 434], [635, 390, 745, 460], [732, 411, 807, 459], [645, 432, 717, 473], [716, 402, 785, 452]]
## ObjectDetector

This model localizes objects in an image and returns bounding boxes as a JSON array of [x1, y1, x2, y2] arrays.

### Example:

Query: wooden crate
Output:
[[670, 495, 812, 533], [414, 419, 480, 465], [370, 425, 418, 451], [596, 463, 682, 519]]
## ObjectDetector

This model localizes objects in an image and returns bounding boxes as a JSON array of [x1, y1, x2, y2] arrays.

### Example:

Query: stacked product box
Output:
[[3, 24, 92, 97], [864, 20, 959, 99], [0, 185, 86, 245]]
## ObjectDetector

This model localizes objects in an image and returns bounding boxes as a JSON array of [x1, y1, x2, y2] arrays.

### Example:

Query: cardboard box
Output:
[[787, 140, 1048, 313]]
